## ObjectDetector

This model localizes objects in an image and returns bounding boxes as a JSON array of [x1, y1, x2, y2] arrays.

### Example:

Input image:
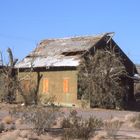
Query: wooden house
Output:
[[16, 33, 137, 107]]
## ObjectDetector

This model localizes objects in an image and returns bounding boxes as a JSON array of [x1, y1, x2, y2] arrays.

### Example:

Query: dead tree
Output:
[[17, 52, 42, 105], [0, 48, 18, 103], [78, 49, 128, 109], [0, 48, 42, 105]]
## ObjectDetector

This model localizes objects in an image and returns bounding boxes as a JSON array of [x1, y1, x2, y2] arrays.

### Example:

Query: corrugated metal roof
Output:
[[16, 33, 110, 68]]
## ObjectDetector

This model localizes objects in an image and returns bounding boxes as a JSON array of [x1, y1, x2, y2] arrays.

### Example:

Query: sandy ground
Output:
[[0, 103, 140, 139]]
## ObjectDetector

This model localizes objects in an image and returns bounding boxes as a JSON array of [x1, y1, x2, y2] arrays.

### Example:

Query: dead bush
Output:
[[21, 106, 60, 135], [78, 49, 128, 109], [129, 114, 140, 129], [0, 122, 5, 133], [104, 118, 123, 139], [18, 71, 42, 106], [61, 110, 103, 140], [124, 113, 135, 122], [15, 118, 23, 126], [81, 99, 89, 108], [3, 115, 13, 124], [9, 106, 21, 118], [0, 48, 18, 104], [22, 87, 37, 105], [39, 94, 56, 106]]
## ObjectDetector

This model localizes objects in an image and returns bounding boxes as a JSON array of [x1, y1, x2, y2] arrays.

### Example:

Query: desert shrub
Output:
[[9, 124, 16, 130], [0, 122, 5, 133], [15, 118, 23, 126], [21, 106, 60, 135], [78, 49, 128, 109], [10, 105, 61, 135], [9, 106, 22, 118], [18, 79, 39, 105], [104, 118, 123, 139], [3, 115, 13, 124], [23, 87, 37, 105], [133, 121, 140, 129], [129, 114, 140, 129], [61, 110, 103, 140], [39, 94, 56, 106], [81, 99, 89, 108], [124, 113, 135, 122], [0, 48, 19, 104], [18, 71, 42, 106]]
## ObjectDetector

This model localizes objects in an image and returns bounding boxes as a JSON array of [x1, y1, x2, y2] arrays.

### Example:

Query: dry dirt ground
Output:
[[0, 103, 140, 140]]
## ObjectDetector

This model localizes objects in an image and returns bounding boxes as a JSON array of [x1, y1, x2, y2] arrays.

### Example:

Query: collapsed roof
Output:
[[16, 33, 114, 68]]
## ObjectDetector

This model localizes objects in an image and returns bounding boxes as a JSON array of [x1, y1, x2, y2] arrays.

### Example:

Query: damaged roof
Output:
[[16, 33, 113, 68]]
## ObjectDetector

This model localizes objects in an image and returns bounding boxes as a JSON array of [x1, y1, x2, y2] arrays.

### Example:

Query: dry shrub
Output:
[[15, 118, 23, 126], [0, 48, 19, 104], [39, 94, 56, 106], [61, 110, 103, 140], [129, 114, 140, 129], [18, 79, 39, 105], [78, 49, 128, 109], [19, 130, 29, 138], [3, 115, 13, 124], [23, 87, 37, 105], [124, 113, 136, 122], [10, 105, 25, 118], [21, 106, 60, 135], [10, 105, 61, 135], [0, 122, 5, 133], [104, 117, 123, 139], [81, 99, 89, 108]]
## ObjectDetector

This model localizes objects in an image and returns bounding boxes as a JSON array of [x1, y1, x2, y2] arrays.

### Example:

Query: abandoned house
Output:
[[16, 32, 137, 107]]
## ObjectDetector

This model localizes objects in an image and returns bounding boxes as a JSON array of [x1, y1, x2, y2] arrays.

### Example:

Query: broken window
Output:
[[43, 78, 49, 93], [63, 78, 69, 93]]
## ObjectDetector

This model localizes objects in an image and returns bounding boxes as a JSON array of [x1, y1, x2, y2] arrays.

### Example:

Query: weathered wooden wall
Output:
[[18, 70, 81, 107]]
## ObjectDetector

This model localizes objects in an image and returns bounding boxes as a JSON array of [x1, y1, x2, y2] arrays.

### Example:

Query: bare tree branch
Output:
[[78, 48, 128, 109]]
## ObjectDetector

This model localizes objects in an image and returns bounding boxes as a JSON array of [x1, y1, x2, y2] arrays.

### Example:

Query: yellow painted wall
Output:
[[18, 70, 81, 106]]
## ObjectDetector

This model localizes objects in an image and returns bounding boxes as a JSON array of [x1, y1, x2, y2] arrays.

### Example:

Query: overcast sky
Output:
[[0, 0, 140, 64]]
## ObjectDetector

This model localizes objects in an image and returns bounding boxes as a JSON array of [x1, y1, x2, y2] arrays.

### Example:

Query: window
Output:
[[63, 78, 69, 93], [43, 78, 49, 93], [21, 80, 31, 93]]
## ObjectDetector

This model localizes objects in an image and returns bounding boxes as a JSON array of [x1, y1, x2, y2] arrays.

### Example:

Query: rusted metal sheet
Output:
[[16, 33, 107, 68]]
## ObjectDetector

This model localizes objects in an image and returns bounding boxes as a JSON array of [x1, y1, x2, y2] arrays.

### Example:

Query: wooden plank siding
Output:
[[17, 70, 80, 106]]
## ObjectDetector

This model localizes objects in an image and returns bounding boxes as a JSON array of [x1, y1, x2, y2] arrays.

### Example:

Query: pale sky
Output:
[[0, 0, 140, 64]]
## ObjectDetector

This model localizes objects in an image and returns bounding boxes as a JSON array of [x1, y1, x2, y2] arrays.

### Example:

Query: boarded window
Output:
[[43, 78, 49, 93], [63, 79, 69, 93], [21, 80, 31, 93]]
